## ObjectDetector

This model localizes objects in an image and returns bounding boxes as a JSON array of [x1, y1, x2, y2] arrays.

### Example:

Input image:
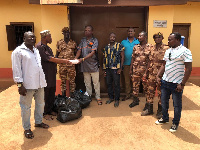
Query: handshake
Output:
[[68, 59, 80, 64]]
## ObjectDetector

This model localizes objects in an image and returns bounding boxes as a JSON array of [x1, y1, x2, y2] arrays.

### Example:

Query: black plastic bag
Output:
[[57, 97, 82, 123], [53, 94, 66, 112], [72, 90, 91, 109]]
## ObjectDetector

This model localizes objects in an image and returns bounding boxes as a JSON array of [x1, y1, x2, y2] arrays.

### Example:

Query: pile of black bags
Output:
[[54, 94, 82, 123], [72, 90, 92, 109], [53, 89, 91, 123]]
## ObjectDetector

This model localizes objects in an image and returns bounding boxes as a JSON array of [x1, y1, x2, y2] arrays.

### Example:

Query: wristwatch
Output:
[[17, 83, 22, 88]]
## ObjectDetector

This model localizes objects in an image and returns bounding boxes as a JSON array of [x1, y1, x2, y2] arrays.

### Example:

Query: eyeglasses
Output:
[[169, 52, 171, 61]]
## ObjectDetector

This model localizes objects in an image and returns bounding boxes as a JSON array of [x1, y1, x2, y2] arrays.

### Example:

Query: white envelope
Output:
[[69, 59, 80, 64]]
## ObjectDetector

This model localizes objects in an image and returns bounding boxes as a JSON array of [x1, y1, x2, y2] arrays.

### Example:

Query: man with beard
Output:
[[37, 30, 71, 121]]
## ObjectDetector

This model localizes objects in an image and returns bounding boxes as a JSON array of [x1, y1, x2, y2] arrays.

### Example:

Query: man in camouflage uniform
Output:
[[129, 31, 153, 108], [141, 32, 169, 118], [56, 27, 77, 97]]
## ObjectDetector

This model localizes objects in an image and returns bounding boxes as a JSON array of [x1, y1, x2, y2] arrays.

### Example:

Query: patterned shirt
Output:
[[77, 37, 99, 72], [132, 44, 153, 75], [162, 44, 192, 83], [103, 42, 124, 69], [12, 43, 47, 89], [121, 37, 140, 65]]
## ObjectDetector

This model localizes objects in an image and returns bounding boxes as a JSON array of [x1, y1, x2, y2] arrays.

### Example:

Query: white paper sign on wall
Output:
[[153, 20, 167, 28]]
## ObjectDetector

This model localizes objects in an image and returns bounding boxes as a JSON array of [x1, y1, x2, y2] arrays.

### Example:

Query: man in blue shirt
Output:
[[121, 28, 140, 101]]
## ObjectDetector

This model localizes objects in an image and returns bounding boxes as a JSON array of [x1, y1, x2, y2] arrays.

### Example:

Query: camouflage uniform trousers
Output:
[[59, 64, 76, 93], [146, 73, 161, 104], [132, 72, 147, 97]]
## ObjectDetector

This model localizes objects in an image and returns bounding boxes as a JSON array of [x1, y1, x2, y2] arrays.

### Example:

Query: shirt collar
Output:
[[153, 43, 164, 50], [171, 44, 182, 51], [126, 37, 136, 43], [20, 42, 36, 52], [108, 42, 117, 47]]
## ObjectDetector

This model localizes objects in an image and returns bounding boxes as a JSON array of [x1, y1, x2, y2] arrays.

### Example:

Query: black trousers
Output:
[[44, 86, 56, 115]]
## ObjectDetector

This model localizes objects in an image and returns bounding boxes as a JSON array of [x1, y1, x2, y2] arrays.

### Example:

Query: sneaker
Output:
[[155, 118, 169, 125], [169, 124, 178, 133]]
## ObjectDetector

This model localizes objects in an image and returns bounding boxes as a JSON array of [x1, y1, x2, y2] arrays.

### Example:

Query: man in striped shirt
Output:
[[155, 32, 192, 132]]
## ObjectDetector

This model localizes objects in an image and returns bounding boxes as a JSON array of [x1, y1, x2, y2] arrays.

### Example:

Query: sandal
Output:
[[24, 129, 34, 139], [43, 115, 54, 121], [96, 99, 103, 105], [35, 122, 49, 129]]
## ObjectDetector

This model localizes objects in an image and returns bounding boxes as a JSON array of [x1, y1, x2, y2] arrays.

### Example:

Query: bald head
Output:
[[138, 31, 147, 43], [23, 31, 36, 47]]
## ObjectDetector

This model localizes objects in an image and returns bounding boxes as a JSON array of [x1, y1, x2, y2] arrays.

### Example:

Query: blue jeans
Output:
[[20, 88, 44, 130], [161, 80, 183, 125], [106, 69, 120, 101]]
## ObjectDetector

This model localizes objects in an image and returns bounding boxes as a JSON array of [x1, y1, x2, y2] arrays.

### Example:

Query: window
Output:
[[6, 22, 34, 51]]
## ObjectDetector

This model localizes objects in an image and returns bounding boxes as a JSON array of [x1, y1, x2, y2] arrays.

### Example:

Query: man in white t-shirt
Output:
[[155, 32, 192, 133]]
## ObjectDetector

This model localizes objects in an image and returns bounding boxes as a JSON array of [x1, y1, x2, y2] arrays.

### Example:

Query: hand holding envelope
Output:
[[69, 59, 80, 64]]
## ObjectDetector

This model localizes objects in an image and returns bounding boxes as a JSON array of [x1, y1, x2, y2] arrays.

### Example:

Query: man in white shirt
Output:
[[12, 31, 49, 139], [155, 32, 192, 132]]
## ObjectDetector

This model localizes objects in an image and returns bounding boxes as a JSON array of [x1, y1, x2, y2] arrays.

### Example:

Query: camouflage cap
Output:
[[40, 30, 51, 38], [62, 27, 70, 33], [153, 32, 164, 39]]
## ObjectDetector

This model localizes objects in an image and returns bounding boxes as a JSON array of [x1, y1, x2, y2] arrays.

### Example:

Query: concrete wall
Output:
[[148, 2, 200, 70], [173, 2, 200, 67], [1, 1, 199, 78], [0, 0, 68, 77]]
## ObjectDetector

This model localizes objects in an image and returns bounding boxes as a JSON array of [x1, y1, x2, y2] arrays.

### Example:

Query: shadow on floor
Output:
[[160, 117, 200, 144]]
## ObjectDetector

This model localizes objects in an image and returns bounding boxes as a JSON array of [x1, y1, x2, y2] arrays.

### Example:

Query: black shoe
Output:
[[169, 123, 178, 133], [142, 102, 148, 111], [155, 118, 169, 125], [114, 100, 119, 107], [141, 103, 153, 116], [106, 99, 114, 104], [121, 94, 131, 101], [129, 96, 140, 108]]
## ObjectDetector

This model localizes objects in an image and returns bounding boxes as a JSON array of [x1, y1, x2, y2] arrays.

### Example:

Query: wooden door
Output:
[[173, 24, 190, 48], [70, 6, 146, 93]]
